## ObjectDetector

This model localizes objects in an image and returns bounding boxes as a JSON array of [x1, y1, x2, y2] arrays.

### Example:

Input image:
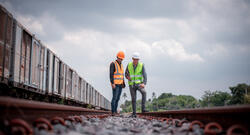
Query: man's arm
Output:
[[125, 65, 131, 80], [142, 64, 147, 85], [110, 62, 115, 84]]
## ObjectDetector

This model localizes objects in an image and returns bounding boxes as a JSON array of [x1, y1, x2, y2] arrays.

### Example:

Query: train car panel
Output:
[[41, 47, 47, 92], [103, 96, 105, 109], [0, 6, 13, 80], [20, 31, 32, 85], [95, 89, 97, 106], [95, 91, 97, 106], [84, 80, 86, 103], [71, 71, 75, 99], [52, 56, 60, 95], [3, 15, 12, 79], [102, 96, 104, 109], [46, 50, 54, 94], [38, 45, 46, 92], [91, 88, 94, 105], [65, 67, 73, 99], [89, 86, 93, 105], [0, 9, 4, 78], [93, 88, 96, 106], [72, 71, 78, 100], [108, 101, 111, 110], [85, 82, 89, 104], [81, 79, 86, 103], [95, 91, 98, 107], [24, 33, 31, 85], [30, 39, 40, 87], [77, 77, 82, 101], [66, 66, 73, 99], [59, 62, 66, 97], [92, 87, 95, 105], [98, 93, 101, 107], [10, 21, 22, 83]]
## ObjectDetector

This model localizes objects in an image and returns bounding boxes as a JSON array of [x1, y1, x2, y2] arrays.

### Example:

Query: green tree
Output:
[[158, 93, 173, 100], [200, 90, 231, 107], [229, 83, 248, 104]]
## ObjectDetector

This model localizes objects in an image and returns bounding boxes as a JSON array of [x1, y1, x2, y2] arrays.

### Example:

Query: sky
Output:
[[1, 0, 250, 104]]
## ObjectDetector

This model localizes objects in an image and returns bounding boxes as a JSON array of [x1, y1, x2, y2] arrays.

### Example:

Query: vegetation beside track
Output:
[[121, 83, 250, 113]]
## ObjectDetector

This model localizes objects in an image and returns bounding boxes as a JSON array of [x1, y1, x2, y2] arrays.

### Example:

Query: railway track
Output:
[[138, 105, 250, 130], [0, 96, 110, 135], [0, 97, 249, 135], [138, 105, 250, 135]]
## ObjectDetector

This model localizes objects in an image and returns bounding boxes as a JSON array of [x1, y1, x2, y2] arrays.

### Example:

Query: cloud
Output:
[[119, 18, 198, 45], [205, 44, 229, 56], [152, 40, 204, 62], [16, 15, 45, 36]]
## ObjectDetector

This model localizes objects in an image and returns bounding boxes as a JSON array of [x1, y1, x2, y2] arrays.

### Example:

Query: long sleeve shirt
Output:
[[125, 63, 147, 85], [109, 60, 124, 86]]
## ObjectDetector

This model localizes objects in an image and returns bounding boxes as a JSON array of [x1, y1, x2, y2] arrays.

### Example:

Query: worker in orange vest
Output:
[[109, 51, 126, 115]]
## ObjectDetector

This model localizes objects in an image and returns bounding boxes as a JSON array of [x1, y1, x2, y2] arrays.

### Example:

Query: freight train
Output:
[[0, 4, 111, 111]]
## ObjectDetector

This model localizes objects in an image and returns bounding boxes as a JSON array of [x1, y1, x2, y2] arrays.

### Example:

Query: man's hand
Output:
[[111, 84, 116, 89], [126, 76, 131, 81], [140, 83, 145, 88]]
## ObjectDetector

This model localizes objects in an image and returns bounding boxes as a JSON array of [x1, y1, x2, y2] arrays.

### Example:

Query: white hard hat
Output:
[[132, 52, 140, 59]]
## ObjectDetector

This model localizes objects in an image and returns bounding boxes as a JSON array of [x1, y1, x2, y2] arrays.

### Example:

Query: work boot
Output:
[[129, 114, 137, 118], [114, 112, 120, 116]]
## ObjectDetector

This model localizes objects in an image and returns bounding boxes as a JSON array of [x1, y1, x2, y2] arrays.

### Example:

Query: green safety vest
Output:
[[128, 62, 143, 85]]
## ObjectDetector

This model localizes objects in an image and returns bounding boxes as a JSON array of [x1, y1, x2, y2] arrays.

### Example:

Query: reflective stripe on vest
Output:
[[128, 62, 143, 85], [113, 61, 124, 84]]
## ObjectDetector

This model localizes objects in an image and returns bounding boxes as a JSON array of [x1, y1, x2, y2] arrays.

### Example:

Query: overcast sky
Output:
[[1, 0, 250, 103]]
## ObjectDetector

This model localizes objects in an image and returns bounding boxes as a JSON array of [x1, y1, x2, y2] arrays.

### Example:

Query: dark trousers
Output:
[[129, 85, 146, 115], [111, 85, 122, 113]]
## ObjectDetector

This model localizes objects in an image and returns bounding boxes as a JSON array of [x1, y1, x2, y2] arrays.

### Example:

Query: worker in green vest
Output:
[[125, 52, 148, 118]]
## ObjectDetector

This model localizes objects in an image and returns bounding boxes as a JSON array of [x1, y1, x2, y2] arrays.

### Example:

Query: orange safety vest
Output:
[[113, 61, 124, 84]]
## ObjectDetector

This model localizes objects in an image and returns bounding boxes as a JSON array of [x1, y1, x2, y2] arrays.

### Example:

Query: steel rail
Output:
[[0, 96, 110, 124], [138, 105, 250, 130]]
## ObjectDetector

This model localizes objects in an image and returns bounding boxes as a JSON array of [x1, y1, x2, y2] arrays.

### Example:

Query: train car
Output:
[[10, 18, 46, 94], [0, 5, 13, 84]]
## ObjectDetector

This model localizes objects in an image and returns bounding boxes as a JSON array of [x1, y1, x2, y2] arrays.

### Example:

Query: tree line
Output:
[[120, 83, 250, 113]]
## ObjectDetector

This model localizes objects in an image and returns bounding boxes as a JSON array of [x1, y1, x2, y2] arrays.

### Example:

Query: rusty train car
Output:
[[0, 4, 111, 111]]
